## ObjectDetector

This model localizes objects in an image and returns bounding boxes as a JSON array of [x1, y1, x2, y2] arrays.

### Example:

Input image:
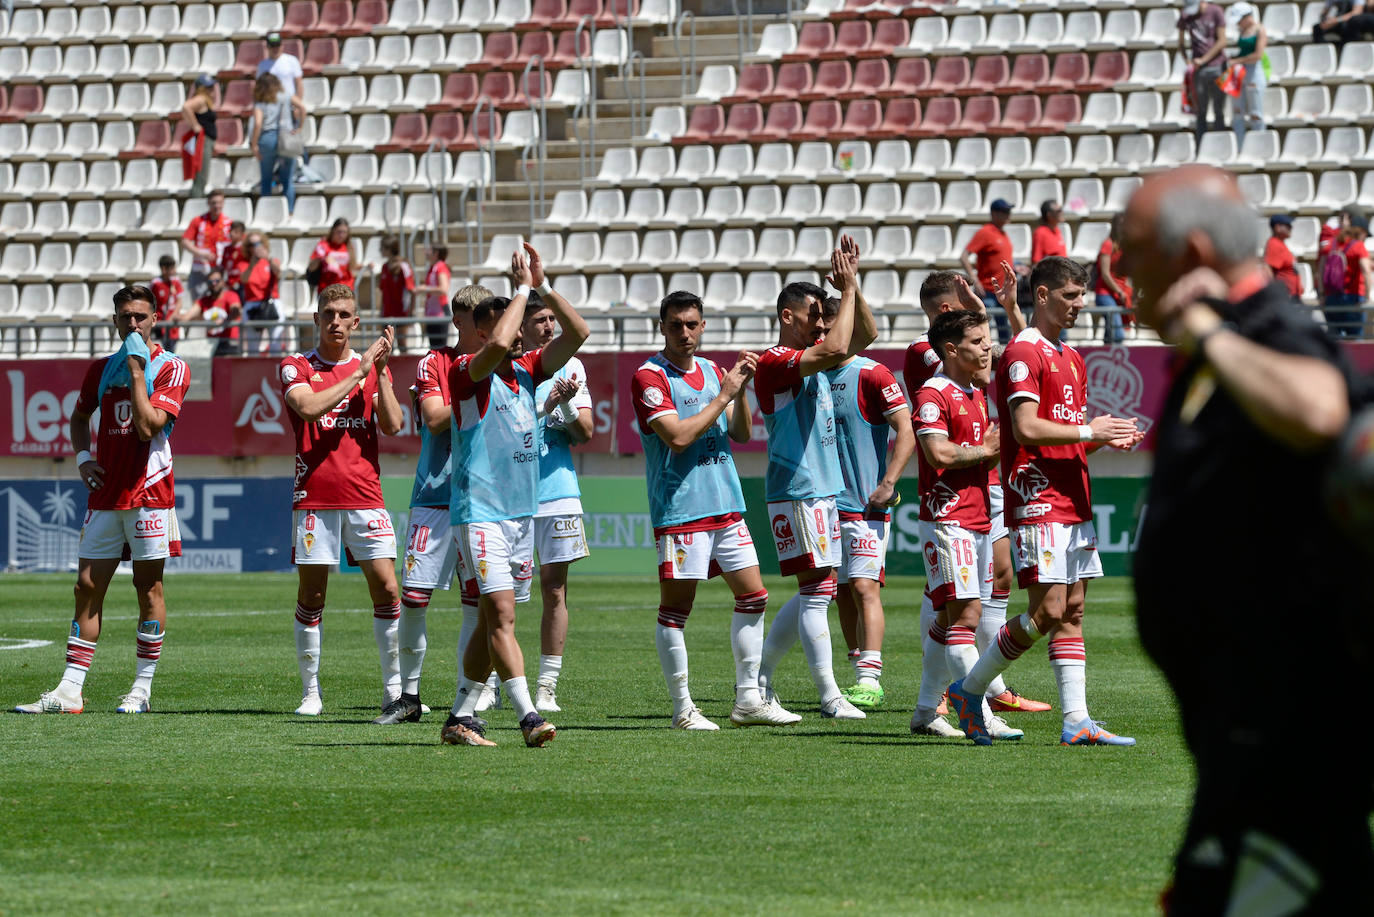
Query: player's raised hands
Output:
[[991, 260, 1020, 314], [511, 248, 534, 288], [360, 325, 394, 375], [522, 242, 545, 287], [953, 274, 986, 313], [839, 233, 861, 262], [1087, 413, 1139, 443], [1107, 429, 1147, 451], [543, 375, 580, 415], [828, 245, 859, 292], [733, 350, 759, 379], [720, 359, 756, 399]]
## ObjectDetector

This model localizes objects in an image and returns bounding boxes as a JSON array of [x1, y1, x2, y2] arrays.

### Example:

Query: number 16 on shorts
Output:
[[920, 521, 991, 608]]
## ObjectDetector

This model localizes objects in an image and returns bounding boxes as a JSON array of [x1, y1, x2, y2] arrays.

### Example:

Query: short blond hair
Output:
[[317, 283, 357, 312], [451, 284, 493, 314]]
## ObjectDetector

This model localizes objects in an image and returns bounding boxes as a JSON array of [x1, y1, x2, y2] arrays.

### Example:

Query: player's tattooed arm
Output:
[[918, 430, 997, 469]]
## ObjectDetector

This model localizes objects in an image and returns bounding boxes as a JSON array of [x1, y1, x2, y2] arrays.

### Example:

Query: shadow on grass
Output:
[[293, 741, 439, 748]]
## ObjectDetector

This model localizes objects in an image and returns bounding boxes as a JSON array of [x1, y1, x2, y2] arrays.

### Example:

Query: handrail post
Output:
[[674, 11, 696, 97], [521, 55, 548, 233], [574, 16, 597, 185]]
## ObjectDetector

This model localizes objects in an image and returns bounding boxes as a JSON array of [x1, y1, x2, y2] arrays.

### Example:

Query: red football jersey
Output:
[[379, 260, 416, 319], [281, 349, 390, 509], [182, 212, 232, 265], [914, 375, 992, 532], [416, 346, 459, 410], [995, 328, 1092, 526], [312, 238, 355, 289], [75, 349, 190, 511], [631, 357, 726, 434], [150, 277, 186, 342], [903, 335, 941, 395], [448, 348, 550, 426]]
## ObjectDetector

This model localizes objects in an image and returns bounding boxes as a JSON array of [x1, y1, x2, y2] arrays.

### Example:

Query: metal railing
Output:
[[674, 10, 697, 98], [620, 50, 648, 139], [521, 55, 549, 234], [573, 15, 598, 183]]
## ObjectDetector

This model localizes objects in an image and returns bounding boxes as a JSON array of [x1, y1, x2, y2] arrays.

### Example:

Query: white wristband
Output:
[[76, 450, 92, 466], [515, 284, 532, 301], [1077, 425, 1094, 443], [536, 280, 553, 297]]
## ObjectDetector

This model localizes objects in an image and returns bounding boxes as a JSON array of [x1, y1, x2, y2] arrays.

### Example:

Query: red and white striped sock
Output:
[[848, 648, 862, 681], [60, 632, 96, 693], [980, 592, 1011, 698], [731, 589, 767, 705], [945, 624, 979, 682], [399, 588, 430, 696], [132, 621, 163, 695], [655, 606, 692, 715], [1049, 637, 1088, 727], [294, 602, 323, 695], [374, 601, 402, 703], [963, 613, 1041, 696], [856, 650, 882, 685], [916, 595, 948, 714]]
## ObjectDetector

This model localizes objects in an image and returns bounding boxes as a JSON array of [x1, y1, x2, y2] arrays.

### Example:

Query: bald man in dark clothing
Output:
[[1121, 165, 1372, 915]]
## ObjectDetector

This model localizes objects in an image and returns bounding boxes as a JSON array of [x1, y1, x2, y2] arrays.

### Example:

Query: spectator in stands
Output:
[[150, 254, 190, 352], [1228, 3, 1268, 146], [181, 190, 231, 301], [199, 269, 243, 357], [959, 198, 1016, 341], [414, 243, 453, 351], [1322, 216, 1373, 338], [377, 234, 415, 324], [250, 72, 305, 215], [180, 75, 218, 200], [240, 233, 284, 354], [1264, 214, 1303, 302], [1313, 0, 1374, 46], [222, 220, 246, 296], [308, 219, 362, 294], [1031, 201, 1067, 264], [1095, 215, 1133, 345], [257, 32, 304, 104], [1180, 0, 1228, 141]]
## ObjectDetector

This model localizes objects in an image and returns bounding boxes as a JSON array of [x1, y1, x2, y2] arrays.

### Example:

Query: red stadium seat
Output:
[[478, 71, 518, 107], [863, 18, 908, 58], [783, 22, 835, 62], [842, 58, 891, 99], [793, 99, 843, 140], [1036, 92, 1082, 134], [548, 29, 591, 66], [1007, 54, 1050, 93], [831, 21, 873, 60], [218, 80, 254, 118], [752, 100, 803, 141], [343, 0, 389, 37], [431, 73, 478, 111], [377, 112, 428, 152], [120, 120, 174, 160], [949, 95, 999, 137], [993, 93, 1041, 135], [281, 38, 305, 62], [724, 63, 774, 103], [831, 0, 874, 20], [673, 104, 723, 145], [220, 41, 266, 80], [457, 108, 502, 150], [281, 0, 319, 38], [472, 32, 519, 71], [1046, 52, 1089, 91], [0, 85, 43, 123], [881, 57, 929, 98], [925, 56, 970, 96], [514, 70, 553, 107], [964, 55, 1009, 96], [213, 117, 244, 155], [911, 96, 958, 137], [720, 102, 764, 141], [872, 96, 923, 138], [511, 31, 556, 70], [598, 0, 638, 26], [1085, 51, 1130, 91], [762, 62, 812, 102], [307, 0, 352, 38], [566, 0, 602, 25], [429, 111, 465, 147], [836, 98, 882, 138], [302, 38, 339, 76], [801, 60, 851, 101], [519, 0, 568, 31]]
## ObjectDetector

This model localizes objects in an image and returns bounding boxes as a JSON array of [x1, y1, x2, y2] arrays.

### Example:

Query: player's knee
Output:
[[1063, 600, 1085, 627], [131, 571, 163, 599]]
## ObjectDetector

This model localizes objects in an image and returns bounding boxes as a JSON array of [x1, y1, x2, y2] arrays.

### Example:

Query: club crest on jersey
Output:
[[1008, 463, 1050, 502], [114, 400, 133, 429], [1007, 361, 1030, 384], [303, 532, 315, 554], [642, 387, 664, 407], [918, 402, 940, 424], [927, 481, 960, 518], [958, 566, 970, 587]]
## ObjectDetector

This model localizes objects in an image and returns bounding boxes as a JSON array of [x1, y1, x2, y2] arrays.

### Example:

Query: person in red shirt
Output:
[[14, 286, 191, 716], [281, 284, 404, 718], [220, 220, 247, 295], [179, 190, 231, 300], [376, 233, 415, 323], [239, 233, 283, 354], [960, 199, 1017, 342], [1322, 217, 1373, 338], [948, 256, 1143, 747], [1095, 214, 1135, 343], [414, 243, 453, 352], [1263, 214, 1302, 301], [199, 269, 243, 356], [307, 218, 362, 294], [1031, 201, 1067, 264], [149, 254, 191, 351]]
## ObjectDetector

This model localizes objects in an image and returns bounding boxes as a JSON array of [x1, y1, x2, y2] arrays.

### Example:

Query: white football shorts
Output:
[[768, 496, 841, 577], [454, 517, 534, 602], [656, 518, 759, 581], [293, 508, 397, 566], [402, 506, 458, 591], [837, 517, 888, 585], [534, 513, 590, 566], [1012, 520, 1103, 587], [919, 520, 993, 609], [79, 507, 182, 562], [988, 482, 1008, 544]]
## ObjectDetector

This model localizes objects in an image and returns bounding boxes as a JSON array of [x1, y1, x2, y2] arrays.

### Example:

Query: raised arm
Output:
[[799, 246, 857, 377], [126, 360, 172, 442], [370, 327, 405, 435], [525, 242, 590, 374], [467, 249, 531, 382], [843, 235, 878, 355], [990, 260, 1026, 337]]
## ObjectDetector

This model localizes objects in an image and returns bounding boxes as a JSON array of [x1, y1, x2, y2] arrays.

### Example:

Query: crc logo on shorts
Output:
[[849, 534, 879, 557], [114, 400, 133, 429], [367, 516, 394, 536], [735, 525, 753, 545], [1007, 361, 1030, 384], [642, 387, 664, 407], [135, 517, 164, 535], [918, 402, 940, 425], [553, 518, 581, 534]]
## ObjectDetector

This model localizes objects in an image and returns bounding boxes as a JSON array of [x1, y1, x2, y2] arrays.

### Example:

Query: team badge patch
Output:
[[1042, 549, 1054, 568], [643, 387, 664, 407], [958, 566, 969, 587], [918, 402, 940, 424], [1007, 361, 1029, 383], [818, 534, 828, 555], [303, 532, 315, 554], [477, 559, 488, 582], [404, 552, 416, 574], [674, 546, 686, 569]]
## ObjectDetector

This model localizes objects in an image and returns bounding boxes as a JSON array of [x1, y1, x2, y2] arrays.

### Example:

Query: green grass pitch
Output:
[[0, 573, 1190, 915]]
